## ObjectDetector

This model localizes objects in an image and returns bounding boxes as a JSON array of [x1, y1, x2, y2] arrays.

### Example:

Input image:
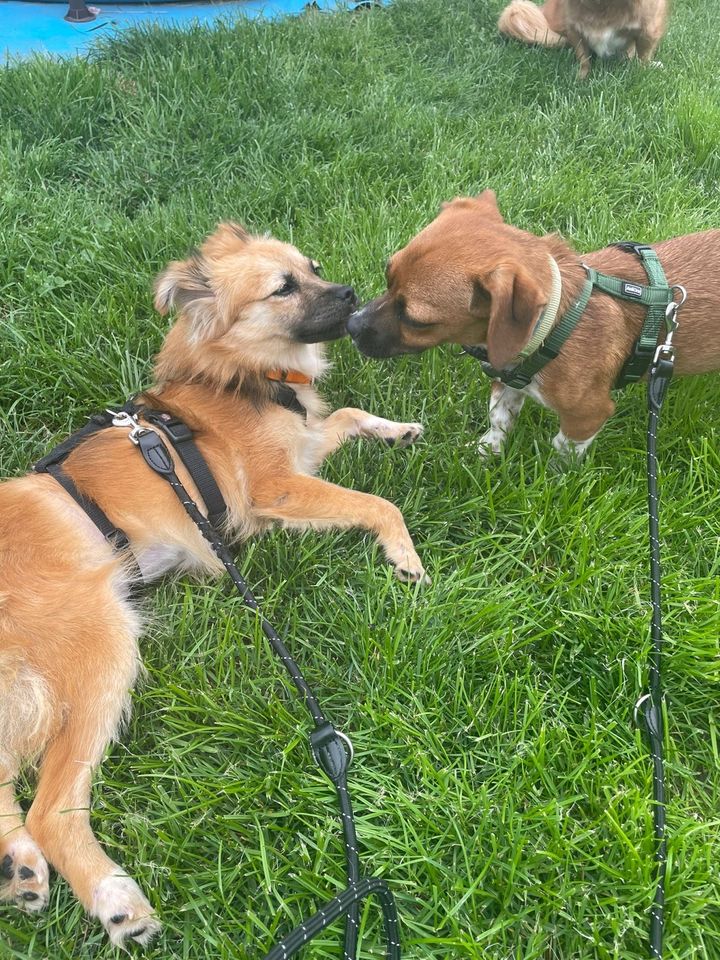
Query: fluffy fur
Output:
[[0, 223, 426, 946], [498, 0, 668, 78], [348, 189, 720, 457]]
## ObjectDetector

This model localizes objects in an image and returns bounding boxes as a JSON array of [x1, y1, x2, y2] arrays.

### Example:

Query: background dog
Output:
[[0, 222, 426, 947], [348, 190, 720, 457], [497, 0, 668, 78]]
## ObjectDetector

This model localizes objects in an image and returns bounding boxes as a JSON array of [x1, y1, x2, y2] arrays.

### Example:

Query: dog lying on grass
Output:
[[348, 190, 720, 457], [0, 222, 426, 947], [497, 0, 668, 78]]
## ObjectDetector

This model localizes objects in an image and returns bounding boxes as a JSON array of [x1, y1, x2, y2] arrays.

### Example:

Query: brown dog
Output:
[[0, 223, 426, 946], [497, 0, 668, 78], [347, 190, 720, 457]]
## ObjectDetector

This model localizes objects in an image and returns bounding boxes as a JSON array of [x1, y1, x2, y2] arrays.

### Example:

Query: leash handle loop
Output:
[[263, 877, 401, 960]]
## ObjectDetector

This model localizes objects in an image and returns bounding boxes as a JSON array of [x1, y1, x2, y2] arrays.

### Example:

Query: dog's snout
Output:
[[335, 285, 357, 306], [347, 312, 363, 339]]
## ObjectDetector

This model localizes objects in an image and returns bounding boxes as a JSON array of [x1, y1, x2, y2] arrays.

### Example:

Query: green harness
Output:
[[464, 243, 677, 390]]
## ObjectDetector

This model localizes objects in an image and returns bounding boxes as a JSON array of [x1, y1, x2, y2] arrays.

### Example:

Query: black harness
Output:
[[33, 389, 401, 960]]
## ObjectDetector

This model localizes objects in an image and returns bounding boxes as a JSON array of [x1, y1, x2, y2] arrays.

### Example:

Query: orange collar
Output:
[[266, 368, 314, 386]]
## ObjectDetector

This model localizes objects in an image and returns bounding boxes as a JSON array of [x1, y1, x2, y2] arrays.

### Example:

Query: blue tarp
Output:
[[2, 0, 359, 61]]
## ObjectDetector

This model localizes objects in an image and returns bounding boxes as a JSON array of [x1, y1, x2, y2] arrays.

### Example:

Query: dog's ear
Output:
[[475, 189, 504, 222], [154, 255, 217, 338], [481, 265, 544, 369]]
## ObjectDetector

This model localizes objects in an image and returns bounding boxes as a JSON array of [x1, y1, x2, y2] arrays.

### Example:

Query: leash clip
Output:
[[655, 283, 686, 363], [107, 409, 147, 445]]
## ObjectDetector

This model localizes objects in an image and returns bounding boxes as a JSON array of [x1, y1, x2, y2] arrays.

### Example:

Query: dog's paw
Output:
[[0, 835, 50, 913], [386, 544, 430, 585], [477, 428, 504, 458], [93, 874, 161, 949], [384, 422, 424, 449], [359, 416, 424, 448]]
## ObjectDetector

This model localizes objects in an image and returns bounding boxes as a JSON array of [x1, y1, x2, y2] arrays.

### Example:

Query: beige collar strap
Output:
[[516, 255, 563, 361]]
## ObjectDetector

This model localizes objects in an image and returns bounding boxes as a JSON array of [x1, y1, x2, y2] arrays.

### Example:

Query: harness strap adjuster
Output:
[[144, 413, 193, 444]]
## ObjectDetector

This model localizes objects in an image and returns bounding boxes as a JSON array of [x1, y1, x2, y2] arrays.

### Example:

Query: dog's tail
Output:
[[497, 0, 568, 48]]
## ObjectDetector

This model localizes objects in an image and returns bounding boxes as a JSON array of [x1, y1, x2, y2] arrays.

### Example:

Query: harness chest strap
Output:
[[464, 243, 676, 391], [33, 402, 229, 551]]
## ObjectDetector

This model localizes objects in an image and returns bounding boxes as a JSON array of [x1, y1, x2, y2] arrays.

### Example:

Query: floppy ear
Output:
[[482, 265, 545, 369], [153, 255, 217, 339]]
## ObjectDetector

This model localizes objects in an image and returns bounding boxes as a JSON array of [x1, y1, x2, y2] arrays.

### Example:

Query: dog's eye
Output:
[[273, 276, 297, 297], [401, 315, 429, 330], [310, 261, 322, 276]]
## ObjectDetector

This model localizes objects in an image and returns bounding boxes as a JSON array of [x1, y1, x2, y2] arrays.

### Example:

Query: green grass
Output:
[[2, 1, 720, 957]]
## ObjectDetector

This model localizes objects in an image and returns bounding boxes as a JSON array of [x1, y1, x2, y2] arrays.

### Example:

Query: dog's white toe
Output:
[[93, 874, 161, 948]]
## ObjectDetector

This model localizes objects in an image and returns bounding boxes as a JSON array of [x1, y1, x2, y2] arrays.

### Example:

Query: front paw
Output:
[[384, 422, 424, 449], [0, 837, 50, 913], [93, 874, 161, 948], [477, 428, 504, 459], [358, 415, 424, 448], [386, 543, 430, 585]]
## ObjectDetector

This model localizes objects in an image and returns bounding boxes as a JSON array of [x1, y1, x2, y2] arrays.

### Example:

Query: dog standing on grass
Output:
[[347, 190, 720, 458], [0, 222, 426, 947], [497, 0, 669, 78]]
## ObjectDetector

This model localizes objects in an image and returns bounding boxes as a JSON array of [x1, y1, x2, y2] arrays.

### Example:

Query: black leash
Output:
[[636, 284, 686, 960], [129, 422, 401, 959], [34, 394, 401, 956]]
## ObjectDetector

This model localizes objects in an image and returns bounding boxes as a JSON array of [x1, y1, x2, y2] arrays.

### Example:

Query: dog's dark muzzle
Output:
[[295, 285, 359, 343], [347, 303, 405, 358]]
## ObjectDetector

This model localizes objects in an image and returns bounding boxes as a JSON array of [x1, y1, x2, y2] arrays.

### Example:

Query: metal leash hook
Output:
[[106, 409, 146, 445]]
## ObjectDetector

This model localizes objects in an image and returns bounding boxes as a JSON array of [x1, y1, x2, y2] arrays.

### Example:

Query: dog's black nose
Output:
[[336, 285, 357, 306], [346, 312, 363, 338]]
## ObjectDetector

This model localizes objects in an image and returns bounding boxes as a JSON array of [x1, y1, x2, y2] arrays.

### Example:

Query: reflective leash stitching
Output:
[[128, 424, 401, 960], [636, 285, 686, 960]]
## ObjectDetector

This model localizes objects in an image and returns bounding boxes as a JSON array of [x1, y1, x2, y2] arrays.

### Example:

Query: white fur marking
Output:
[[93, 874, 161, 947], [552, 430, 599, 458], [478, 384, 526, 457]]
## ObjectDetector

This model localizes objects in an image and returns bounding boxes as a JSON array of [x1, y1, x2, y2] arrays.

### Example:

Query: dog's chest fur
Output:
[[566, 0, 651, 55]]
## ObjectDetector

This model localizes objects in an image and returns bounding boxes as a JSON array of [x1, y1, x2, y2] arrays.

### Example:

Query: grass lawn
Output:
[[2, 1, 720, 957]]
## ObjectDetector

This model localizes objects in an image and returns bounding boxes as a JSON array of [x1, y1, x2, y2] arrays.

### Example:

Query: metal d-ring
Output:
[[336, 730, 355, 768], [634, 693, 651, 727]]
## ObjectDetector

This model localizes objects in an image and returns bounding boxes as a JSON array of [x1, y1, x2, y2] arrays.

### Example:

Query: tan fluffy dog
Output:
[[0, 223, 426, 946], [347, 190, 720, 457], [498, 0, 668, 78]]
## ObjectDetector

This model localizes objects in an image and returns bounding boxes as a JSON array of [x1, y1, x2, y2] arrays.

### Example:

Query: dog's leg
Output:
[[552, 399, 615, 458], [254, 474, 428, 583], [0, 656, 55, 913], [478, 382, 526, 458], [0, 765, 50, 913], [635, 32, 662, 65], [316, 408, 423, 460], [24, 612, 161, 948], [565, 25, 592, 78]]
